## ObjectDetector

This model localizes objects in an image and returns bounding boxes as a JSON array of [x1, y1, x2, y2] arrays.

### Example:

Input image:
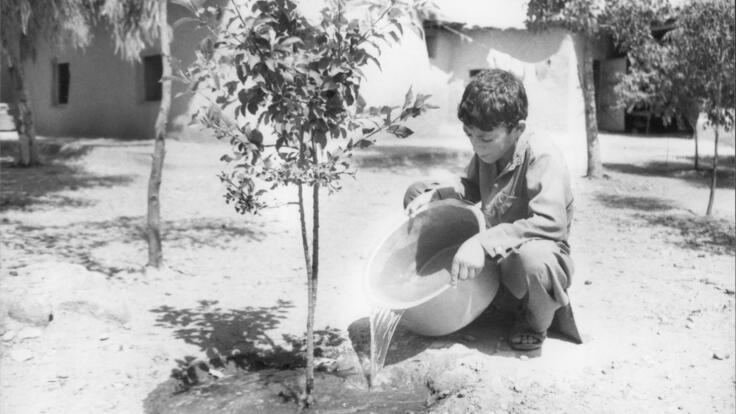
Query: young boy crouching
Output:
[[404, 69, 576, 351]]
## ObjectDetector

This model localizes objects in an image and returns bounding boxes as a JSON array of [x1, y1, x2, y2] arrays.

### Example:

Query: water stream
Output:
[[368, 306, 405, 387]]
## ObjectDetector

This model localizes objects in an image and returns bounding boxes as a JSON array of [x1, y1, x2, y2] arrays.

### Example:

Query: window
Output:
[[425, 30, 438, 59], [143, 55, 163, 101], [422, 21, 439, 59], [55, 62, 70, 105]]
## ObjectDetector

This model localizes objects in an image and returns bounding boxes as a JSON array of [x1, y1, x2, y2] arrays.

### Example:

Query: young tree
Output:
[[0, 0, 97, 166], [669, 1, 734, 215], [100, 0, 180, 268], [179, 0, 433, 405], [606, 0, 705, 170], [526, 0, 604, 178], [613, 0, 735, 215]]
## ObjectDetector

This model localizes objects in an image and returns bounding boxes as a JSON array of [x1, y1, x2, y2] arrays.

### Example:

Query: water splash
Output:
[[369, 306, 405, 387]]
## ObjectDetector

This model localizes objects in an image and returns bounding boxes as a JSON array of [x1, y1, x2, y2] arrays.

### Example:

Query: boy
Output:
[[404, 69, 576, 351]]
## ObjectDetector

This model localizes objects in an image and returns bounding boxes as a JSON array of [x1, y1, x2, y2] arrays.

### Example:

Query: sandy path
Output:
[[0, 132, 733, 413]]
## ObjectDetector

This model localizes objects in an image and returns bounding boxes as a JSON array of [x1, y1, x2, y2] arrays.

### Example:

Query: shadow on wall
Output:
[[3, 216, 267, 275], [604, 156, 736, 190]]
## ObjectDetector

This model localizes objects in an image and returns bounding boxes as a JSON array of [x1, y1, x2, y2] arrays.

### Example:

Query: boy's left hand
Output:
[[450, 235, 486, 287]]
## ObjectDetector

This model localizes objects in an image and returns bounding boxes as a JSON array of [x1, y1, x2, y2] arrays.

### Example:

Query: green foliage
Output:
[[178, 0, 435, 214], [614, 0, 735, 129], [0, 0, 98, 61], [526, 0, 602, 36], [99, 0, 168, 61]]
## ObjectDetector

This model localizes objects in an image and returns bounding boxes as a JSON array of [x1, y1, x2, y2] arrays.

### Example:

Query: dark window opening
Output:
[[422, 21, 440, 59], [425, 31, 437, 59], [57, 63, 70, 105], [143, 55, 163, 101]]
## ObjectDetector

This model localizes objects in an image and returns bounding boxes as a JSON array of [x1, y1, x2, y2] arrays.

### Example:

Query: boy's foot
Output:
[[509, 319, 546, 351]]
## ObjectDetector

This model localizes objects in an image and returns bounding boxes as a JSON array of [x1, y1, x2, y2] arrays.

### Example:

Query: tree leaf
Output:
[[280, 36, 303, 47], [403, 86, 414, 108], [387, 125, 413, 138]]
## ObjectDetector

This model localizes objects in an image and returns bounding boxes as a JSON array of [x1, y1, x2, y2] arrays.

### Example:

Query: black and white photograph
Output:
[[0, 0, 734, 412]]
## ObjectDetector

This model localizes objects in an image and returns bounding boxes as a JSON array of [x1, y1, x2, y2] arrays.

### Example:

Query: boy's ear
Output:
[[513, 121, 526, 137]]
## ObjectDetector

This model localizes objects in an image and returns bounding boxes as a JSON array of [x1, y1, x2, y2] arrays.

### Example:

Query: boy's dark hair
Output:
[[457, 69, 528, 132]]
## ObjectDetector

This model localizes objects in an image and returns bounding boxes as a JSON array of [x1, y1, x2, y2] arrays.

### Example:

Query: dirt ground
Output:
[[0, 131, 734, 414]]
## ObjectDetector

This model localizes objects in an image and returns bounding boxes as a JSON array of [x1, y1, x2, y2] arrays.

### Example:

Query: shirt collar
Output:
[[499, 133, 529, 175]]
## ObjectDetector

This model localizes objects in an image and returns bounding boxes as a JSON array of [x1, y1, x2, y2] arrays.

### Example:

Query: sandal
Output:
[[509, 319, 547, 351]]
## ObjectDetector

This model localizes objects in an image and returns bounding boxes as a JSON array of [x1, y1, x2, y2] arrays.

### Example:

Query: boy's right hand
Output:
[[405, 189, 437, 217]]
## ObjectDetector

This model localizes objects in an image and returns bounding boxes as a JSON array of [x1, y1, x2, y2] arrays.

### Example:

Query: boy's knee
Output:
[[499, 240, 557, 298]]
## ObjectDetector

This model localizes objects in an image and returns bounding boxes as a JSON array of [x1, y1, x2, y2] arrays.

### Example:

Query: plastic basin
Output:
[[364, 199, 500, 336]]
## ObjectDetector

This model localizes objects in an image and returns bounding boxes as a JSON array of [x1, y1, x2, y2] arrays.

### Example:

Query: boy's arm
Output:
[[477, 151, 572, 260], [433, 155, 481, 203]]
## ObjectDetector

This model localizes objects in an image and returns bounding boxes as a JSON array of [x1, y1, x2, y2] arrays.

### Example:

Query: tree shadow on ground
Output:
[[0, 159, 134, 211], [2, 216, 266, 275], [354, 145, 470, 173], [635, 212, 735, 256], [604, 156, 735, 189], [149, 300, 345, 391], [594, 193, 678, 211]]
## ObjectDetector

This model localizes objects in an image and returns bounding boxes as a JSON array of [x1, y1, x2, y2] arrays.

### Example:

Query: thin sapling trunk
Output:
[[147, 0, 170, 268], [583, 36, 602, 178]]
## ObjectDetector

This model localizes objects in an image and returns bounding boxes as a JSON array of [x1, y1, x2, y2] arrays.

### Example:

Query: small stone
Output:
[[2, 331, 17, 341], [99, 335, 110, 341], [519, 355, 528, 361], [712, 353, 729, 360], [17, 327, 43, 340], [122, 323, 132, 330], [9, 348, 34, 362], [584, 280, 592, 285]]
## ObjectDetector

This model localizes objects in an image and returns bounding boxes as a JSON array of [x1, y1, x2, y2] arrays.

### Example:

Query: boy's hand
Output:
[[406, 190, 437, 217], [450, 235, 486, 287]]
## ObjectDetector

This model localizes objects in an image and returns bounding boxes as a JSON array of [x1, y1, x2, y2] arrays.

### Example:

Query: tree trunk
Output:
[[146, 0, 171, 269], [706, 126, 719, 216], [681, 102, 701, 170], [307, 180, 320, 389], [296, 182, 315, 408], [582, 36, 602, 178], [693, 127, 700, 171], [3, 43, 40, 166], [705, 76, 722, 216]]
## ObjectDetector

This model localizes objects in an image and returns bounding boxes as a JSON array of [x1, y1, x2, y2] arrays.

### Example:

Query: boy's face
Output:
[[463, 122, 525, 164]]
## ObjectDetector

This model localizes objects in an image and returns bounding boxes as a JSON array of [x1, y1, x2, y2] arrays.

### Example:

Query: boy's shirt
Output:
[[443, 133, 574, 261]]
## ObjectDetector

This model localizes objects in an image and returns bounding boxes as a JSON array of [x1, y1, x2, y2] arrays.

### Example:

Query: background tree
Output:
[[179, 0, 433, 405], [0, 0, 97, 166], [613, 0, 735, 215], [606, 0, 705, 170], [526, 0, 604, 178], [101, 0, 186, 268]]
